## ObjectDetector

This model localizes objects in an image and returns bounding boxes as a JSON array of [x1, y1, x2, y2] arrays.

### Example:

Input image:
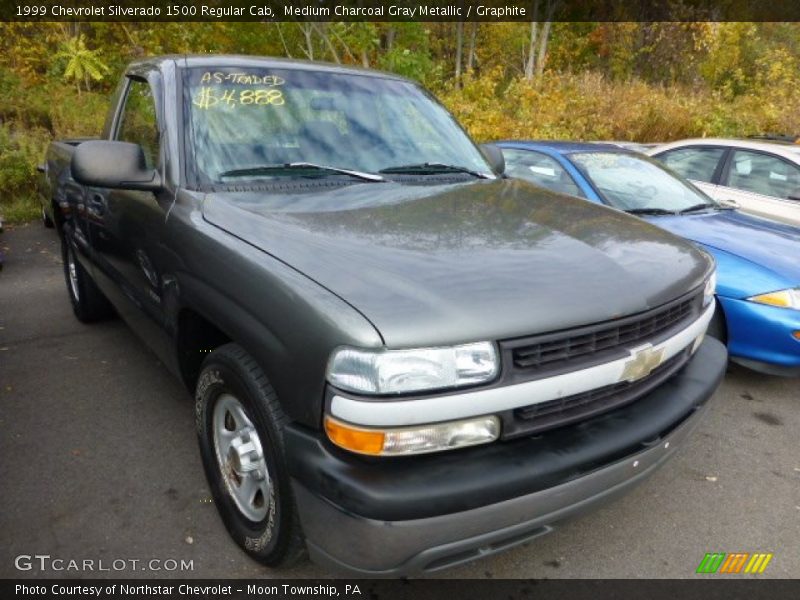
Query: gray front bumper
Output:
[[289, 337, 727, 576], [295, 396, 710, 576]]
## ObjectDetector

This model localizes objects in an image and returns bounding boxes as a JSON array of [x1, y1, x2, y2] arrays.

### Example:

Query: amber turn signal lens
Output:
[[748, 289, 800, 309], [324, 416, 385, 455], [325, 414, 501, 456], [793, 331, 800, 340]]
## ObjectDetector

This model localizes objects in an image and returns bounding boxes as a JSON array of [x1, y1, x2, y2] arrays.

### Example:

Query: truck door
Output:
[[88, 74, 173, 364]]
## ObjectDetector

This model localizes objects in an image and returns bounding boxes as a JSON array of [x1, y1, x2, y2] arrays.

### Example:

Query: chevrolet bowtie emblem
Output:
[[620, 345, 666, 382]]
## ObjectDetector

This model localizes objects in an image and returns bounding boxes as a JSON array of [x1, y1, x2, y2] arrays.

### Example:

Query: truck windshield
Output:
[[184, 67, 491, 184]]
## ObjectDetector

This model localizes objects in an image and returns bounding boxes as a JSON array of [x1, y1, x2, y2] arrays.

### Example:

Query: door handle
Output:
[[88, 193, 106, 216]]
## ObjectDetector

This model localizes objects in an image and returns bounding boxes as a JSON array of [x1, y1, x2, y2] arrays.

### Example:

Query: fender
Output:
[[169, 255, 383, 428]]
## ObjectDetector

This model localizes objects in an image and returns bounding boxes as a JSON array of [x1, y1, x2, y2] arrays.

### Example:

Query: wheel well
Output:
[[176, 309, 231, 392], [51, 199, 63, 232], [707, 300, 728, 345]]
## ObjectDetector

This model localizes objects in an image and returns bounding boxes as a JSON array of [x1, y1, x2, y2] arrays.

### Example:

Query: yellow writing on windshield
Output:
[[199, 72, 285, 87], [192, 87, 285, 109]]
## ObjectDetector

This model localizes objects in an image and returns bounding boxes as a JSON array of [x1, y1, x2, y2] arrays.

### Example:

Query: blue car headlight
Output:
[[748, 288, 800, 311]]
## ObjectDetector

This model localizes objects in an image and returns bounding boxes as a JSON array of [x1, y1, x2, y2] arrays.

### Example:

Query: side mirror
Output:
[[788, 188, 800, 202], [71, 141, 161, 192], [480, 143, 505, 175]]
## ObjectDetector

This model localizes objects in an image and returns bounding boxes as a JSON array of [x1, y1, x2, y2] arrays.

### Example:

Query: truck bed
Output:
[[40, 138, 98, 229]]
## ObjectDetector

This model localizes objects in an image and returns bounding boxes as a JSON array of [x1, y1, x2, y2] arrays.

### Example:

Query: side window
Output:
[[502, 149, 584, 198], [656, 147, 725, 183], [116, 79, 159, 169], [726, 150, 800, 200]]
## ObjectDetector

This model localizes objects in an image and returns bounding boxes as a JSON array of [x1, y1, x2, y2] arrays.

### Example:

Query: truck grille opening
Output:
[[502, 347, 692, 439], [496, 289, 704, 438], [506, 292, 700, 375]]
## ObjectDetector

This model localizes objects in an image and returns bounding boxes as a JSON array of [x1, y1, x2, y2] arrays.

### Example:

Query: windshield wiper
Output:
[[677, 203, 716, 215], [218, 162, 385, 182], [379, 162, 491, 179], [624, 207, 677, 216]]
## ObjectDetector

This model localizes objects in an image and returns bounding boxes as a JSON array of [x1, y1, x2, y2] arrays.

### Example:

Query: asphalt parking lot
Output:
[[0, 222, 798, 579]]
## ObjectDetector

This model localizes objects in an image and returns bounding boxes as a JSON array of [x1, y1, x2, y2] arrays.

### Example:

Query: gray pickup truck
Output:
[[42, 55, 727, 576]]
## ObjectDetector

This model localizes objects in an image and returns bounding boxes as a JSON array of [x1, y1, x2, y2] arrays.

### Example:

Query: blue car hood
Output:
[[650, 210, 800, 297]]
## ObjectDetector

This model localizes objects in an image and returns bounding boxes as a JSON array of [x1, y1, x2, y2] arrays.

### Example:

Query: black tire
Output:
[[61, 233, 113, 322], [42, 205, 55, 228], [195, 343, 306, 567]]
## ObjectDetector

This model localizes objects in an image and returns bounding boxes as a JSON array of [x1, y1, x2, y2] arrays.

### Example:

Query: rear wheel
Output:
[[195, 343, 306, 567], [61, 233, 113, 322], [42, 205, 54, 228]]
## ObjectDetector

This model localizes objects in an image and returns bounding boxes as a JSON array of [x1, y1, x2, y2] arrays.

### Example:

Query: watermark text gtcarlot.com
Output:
[[14, 554, 194, 572]]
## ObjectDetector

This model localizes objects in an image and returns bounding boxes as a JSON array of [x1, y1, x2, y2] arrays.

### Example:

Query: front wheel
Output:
[[195, 343, 306, 567]]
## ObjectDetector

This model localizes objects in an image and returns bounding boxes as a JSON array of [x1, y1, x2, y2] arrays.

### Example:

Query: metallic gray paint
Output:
[[49, 55, 712, 430], [43, 56, 724, 575], [203, 178, 711, 347]]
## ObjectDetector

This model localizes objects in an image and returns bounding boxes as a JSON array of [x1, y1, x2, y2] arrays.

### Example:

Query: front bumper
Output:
[[720, 296, 800, 376], [285, 337, 728, 576]]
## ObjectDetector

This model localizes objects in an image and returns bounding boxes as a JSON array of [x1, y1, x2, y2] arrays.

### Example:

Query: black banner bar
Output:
[[3, 0, 800, 22], [4, 580, 800, 600]]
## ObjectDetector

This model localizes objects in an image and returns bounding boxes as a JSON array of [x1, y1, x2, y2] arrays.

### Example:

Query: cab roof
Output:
[[128, 54, 408, 82]]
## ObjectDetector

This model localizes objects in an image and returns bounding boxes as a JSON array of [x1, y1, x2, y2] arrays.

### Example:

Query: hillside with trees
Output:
[[2, 21, 799, 222]]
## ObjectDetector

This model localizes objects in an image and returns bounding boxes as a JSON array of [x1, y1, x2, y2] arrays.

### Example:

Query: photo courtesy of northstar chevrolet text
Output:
[[0, 0, 798, 591]]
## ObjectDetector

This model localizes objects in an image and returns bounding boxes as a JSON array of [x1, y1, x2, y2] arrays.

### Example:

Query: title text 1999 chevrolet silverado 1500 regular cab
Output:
[[42, 55, 727, 575]]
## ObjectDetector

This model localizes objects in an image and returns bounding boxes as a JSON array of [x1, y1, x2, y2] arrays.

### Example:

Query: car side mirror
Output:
[[71, 141, 162, 192], [480, 143, 505, 175], [788, 188, 800, 202]]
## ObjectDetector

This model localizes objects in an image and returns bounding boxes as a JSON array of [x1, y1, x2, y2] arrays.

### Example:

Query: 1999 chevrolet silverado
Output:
[[41, 56, 727, 575]]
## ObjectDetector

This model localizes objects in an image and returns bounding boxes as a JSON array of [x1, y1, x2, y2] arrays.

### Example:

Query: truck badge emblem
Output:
[[620, 345, 666, 382]]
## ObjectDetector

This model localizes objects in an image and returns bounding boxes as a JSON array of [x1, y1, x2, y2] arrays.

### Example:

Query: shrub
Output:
[[439, 71, 797, 144], [0, 124, 50, 222]]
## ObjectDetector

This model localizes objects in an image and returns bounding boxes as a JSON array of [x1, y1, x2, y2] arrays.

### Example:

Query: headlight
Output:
[[748, 288, 800, 310], [324, 415, 501, 456], [703, 270, 717, 308], [326, 342, 499, 395]]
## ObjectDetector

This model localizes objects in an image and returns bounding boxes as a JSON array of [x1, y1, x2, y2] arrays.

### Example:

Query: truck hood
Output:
[[202, 179, 710, 347]]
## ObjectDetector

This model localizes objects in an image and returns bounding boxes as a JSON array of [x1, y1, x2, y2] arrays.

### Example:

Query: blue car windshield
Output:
[[570, 152, 718, 212], [184, 67, 491, 184]]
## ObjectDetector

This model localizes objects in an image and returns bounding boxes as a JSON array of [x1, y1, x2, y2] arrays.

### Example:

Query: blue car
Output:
[[498, 141, 800, 377]]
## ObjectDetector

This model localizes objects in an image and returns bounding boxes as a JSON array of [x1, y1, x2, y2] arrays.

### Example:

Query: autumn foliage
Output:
[[1, 21, 799, 222]]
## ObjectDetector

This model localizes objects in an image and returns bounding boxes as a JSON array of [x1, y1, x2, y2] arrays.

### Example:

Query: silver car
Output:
[[647, 138, 800, 226]]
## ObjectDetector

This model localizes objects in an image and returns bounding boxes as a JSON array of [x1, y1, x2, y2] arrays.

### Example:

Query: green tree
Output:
[[55, 34, 110, 94]]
